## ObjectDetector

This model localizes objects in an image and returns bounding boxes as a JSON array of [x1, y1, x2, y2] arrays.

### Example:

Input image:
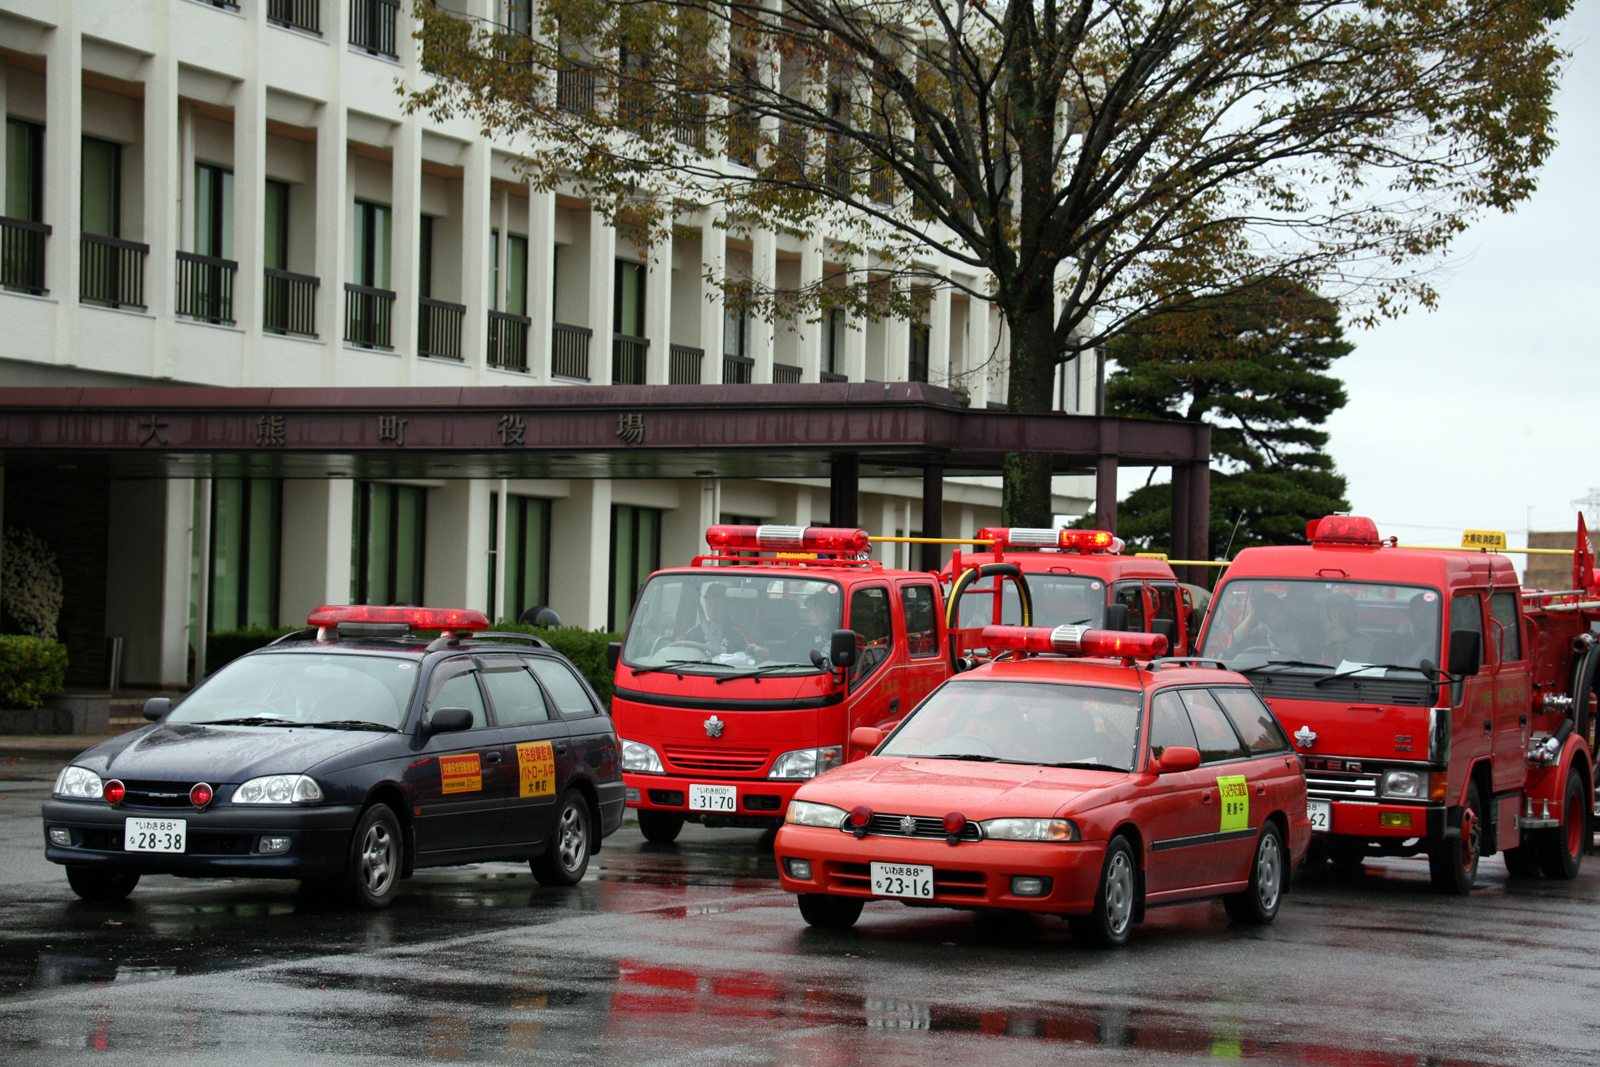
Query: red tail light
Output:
[[104, 779, 125, 805], [305, 605, 490, 631], [980, 625, 1168, 659], [190, 783, 214, 809], [705, 525, 870, 555]]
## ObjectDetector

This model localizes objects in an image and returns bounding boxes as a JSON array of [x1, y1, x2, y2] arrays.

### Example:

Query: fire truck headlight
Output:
[[769, 746, 844, 781], [785, 800, 848, 828], [620, 739, 665, 774], [1380, 770, 1423, 799]]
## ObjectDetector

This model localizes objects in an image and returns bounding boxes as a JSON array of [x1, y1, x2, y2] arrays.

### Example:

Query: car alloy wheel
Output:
[[531, 792, 593, 887]]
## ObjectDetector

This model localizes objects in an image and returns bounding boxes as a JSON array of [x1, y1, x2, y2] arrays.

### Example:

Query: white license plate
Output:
[[125, 817, 186, 853], [1307, 798, 1332, 833], [688, 784, 738, 812], [871, 861, 934, 899]]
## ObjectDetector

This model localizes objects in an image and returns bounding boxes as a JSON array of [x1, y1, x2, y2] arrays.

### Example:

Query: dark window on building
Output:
[[489, 493, 552, 622], [609, 505, 661, 631], [724, 301, 750, 357], [909, 321, 930, 382], [824, 308, 845, 375], [615, 259, 645, 335], [195, 162, 234, 258], [492, 229, 528, 314], [81, 136, 121, 237], [353, 199, 392, 288], [264, 179, 290, 270], [209, 479, 281, 631], [419, 213, 434, 298], [6, 119, 44, 222], [352, 482, 426, 605]]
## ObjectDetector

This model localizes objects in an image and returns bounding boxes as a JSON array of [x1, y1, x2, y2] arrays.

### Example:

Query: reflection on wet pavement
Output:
[[1, 773, 1596, 1067]]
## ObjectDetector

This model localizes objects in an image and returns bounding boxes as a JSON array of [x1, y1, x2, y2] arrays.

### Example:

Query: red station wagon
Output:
[[775, 624, 1312, 947]]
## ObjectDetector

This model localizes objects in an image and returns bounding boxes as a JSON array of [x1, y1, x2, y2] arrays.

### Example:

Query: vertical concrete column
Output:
[[390, 114, 422, 381], [459, 140, 491, 372], [162, 480, 196, 687], [0, 57, 8, 210], [884, 298, 910, 382], [698, 208, 725, 383], [526, 188, 555, 380], [968, 298, 993, 407], [751, 228, 776, 383], [843, 256, 867, 383], [549, 479, 612, 629], [314, 101, 348, 384], [588, 207, 616, 384], [45, 13, 81, 351], [495, 186, 510, 311], [796, 242, 823, 381], [278, 479, 355, 626], [776, 485, 814, 527], [644, 224, 672, 383], [234, 27, 267, 383], [179, 104, 195, 251], [142, 47, 179, 377], [660, 479, 708, 568], [929, 285, 951, 388], [425, 480, 492, 612]]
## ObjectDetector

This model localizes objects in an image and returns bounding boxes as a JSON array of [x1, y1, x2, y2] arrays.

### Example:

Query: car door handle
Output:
[[1483, 719, 1492, 735], [888, 697, 899, 717], [483, 752, 503, 766], [1255, 785, 1267, 797], [555, 745, 568, 756], [1201, 791, 1214, 804]]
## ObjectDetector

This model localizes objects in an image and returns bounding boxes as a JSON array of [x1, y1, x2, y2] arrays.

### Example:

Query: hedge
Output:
[[207, 628, 300, 674], [0, 634, 68, 708]]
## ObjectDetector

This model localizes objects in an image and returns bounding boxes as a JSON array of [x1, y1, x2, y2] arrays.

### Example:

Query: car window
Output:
[[529, 658, 599, 718], [1489, 590, 1521, 664], [1178, 689, 1249, 763], [1212, 687, 1290, 754], [848, 585, 893, 687], [480, 666, 551, 726], [1147, 690, 1199, 760], [428, 668, 488, 730], [901, 584, 939, 658]]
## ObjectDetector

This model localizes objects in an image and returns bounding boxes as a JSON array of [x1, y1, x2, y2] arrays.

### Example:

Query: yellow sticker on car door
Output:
[[440, 753, 482, 794], [517, 741, 556, 798], [1216, 775, 1249, 832]]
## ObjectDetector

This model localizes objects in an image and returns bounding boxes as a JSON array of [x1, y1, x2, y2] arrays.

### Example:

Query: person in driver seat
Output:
[[684, 584, 769, 658]]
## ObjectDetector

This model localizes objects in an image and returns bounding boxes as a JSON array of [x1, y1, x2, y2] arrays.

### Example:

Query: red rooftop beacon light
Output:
[[1306, 515, 1382, 545], [705, 524, 871, 556], [976, 528, 1121, 553], [306, 605, 492, 632], [981, 624, 1168, 660]]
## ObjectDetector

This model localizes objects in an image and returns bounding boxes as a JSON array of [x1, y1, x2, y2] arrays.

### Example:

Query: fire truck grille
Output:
[[849, 813, 984, 842], [1305, 770, 1379, 800], [663, 745, 770, 774]]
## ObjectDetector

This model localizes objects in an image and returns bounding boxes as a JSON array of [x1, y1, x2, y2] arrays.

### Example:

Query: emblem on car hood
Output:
[[1294, 725, 1317, 749], [704, 715, 725, 738]]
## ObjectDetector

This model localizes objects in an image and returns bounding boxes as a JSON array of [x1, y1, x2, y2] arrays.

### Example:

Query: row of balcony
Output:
[[196, 0, 395, 55], [0, 216, 831, 384]]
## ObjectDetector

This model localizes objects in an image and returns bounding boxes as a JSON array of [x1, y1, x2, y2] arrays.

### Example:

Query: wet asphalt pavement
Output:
[[2, 754, 1597, 1066]]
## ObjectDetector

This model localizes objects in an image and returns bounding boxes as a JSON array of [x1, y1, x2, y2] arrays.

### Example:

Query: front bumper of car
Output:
[[774, 823, 1108, 915], [41, 798, 362, 879]]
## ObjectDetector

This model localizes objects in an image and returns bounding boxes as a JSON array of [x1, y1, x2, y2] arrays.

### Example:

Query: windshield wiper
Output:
[[1040, 761, 1128, 772], [1314, 662, 1442, 687], [630, 659, 718, 677], [195, 716, 299, 727], [303, 720, 397, 732], [925, 753, 1003, 762], [1236, 660, 1333, 675], [713, 663, 816, 684]]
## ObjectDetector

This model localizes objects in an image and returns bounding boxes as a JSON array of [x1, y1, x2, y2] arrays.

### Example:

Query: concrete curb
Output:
[[0, 737, 114, 761]]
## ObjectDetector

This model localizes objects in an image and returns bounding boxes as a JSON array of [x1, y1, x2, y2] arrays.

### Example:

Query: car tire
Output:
[[1067, 836, 1137, 948], [344, 804, 402, 910], [65, 866, 140, 903], [1224, 823, 1285, 924], [1502, 844, 1542, 878], [1536, 767, 1586, 881], [797, 893, 863, 929], [1429, 781, 1482, 895], [637, 809, 685, 844], [531, 792, 593, 886]]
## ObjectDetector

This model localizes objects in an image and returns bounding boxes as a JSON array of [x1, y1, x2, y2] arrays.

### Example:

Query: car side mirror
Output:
[[850, 726, 884, 751], [830, 629, 858, 669], [142, 697, 171, 722], [1153, 746, 1200, 773], [1105, 603, 1130, 632], [607, 642, 621, 671], [424, 707, 474, 736], [1448, 629, 1481, 677], [1151, 618, 1176, 643]]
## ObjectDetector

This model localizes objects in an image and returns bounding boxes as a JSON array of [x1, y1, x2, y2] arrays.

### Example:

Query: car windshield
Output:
[[955, 573, 1106, 628], [881, 680, 1142, 771], [167, 653, 420, 729], [1199, 579, 1443, 671], [621, 573, 842, 671]]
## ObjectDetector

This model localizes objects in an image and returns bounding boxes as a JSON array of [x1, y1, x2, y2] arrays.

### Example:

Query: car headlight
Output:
[[1380, 770, 1423, 799], [979, 818, 1080, 842], [232, 774, 323, 804], [54, 766, 103, 799], [620, 739, 665, 774], [769, 746, 844, 781], [784, 800, 848, 828]]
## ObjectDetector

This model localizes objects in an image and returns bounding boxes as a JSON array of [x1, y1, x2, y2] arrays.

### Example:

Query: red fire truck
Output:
[[1193, 514, 1600, 892], [611, 524, 993, 843]]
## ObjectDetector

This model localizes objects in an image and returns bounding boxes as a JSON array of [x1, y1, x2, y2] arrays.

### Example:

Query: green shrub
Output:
[[207, 628, 300, 674], [491, 623, 622, 706], [0, 634, 68, 708]]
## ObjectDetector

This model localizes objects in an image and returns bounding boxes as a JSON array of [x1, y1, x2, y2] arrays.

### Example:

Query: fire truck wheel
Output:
[[65, 866, 140, 903], [1537, 767, 1586, 881], [1502, 844, 1543, 879], [797, 893, 863, 929], [1068, 836, 1137, 948], [1429, 782, 1482, 895], [637, 810, 685, 843], [1224, 823, 1284, 924]]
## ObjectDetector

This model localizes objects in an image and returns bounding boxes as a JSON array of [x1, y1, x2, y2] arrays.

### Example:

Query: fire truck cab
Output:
[[1194, 515, 1599, 893], [611, 525, 958, 843]]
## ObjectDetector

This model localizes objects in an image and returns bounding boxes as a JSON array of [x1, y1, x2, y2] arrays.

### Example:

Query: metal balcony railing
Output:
[[263, 268, 318, 336], [488, 310, 530, 372], [80, 234, 147, 310], [344, 282, 394, 349], [773, 363, 802, 384], [612, 333, 648, 384], [176, 251, 238, 325], [820, 370, 848, 383], [722, 353, 754, 384], [268, 0, 320, 34], [350, 0, 398, 57], [557, 67, 597, 116], [551, 322, 592, 379], [418, 296, 466, 360], [668, 344, 703, 384], [0, 216, 50, 295]]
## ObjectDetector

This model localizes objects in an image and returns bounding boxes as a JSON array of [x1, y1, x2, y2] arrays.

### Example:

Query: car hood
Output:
[[71, 723, 391, 782], [793, 757, 1128, 820]]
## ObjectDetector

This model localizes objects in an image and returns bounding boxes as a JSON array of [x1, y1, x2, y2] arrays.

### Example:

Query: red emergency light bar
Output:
[[306, 605, 491, 631], [976, 527, 1119, 553], [1307, 515, 1381, 545], [981, 624, 1168, 659], [705, 524, 871, 555]]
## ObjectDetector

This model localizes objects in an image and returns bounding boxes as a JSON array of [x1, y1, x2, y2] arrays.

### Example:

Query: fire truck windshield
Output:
[[621, 573, 844, 673], [957, 574, 1107, 628], [881, 680, 1141, 770], [1199, 579, 1444, 672]]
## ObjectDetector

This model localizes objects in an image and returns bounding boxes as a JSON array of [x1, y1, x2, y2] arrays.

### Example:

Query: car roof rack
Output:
[[467, 631, 553, 649], [1147, 656, 1231, 672]]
